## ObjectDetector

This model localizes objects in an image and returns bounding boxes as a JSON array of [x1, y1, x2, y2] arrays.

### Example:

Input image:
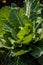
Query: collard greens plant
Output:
[[0, 0, 43, 65]]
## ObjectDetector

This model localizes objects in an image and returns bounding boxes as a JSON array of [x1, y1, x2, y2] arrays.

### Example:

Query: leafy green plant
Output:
[[0, 0, 43, 65]]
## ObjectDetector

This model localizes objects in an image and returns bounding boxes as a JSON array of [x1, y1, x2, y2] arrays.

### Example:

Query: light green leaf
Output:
[[19, 8, 32, 26], [17, 25, 31, 39], [0, 22, 5, 35], [0, 6, 10, 21], [22, 34, 32, 44], [10, 48, 31, 56]]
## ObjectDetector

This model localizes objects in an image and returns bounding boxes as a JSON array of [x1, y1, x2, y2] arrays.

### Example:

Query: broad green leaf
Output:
[[15, 34, 32, 45], [0, 29, 5, 35], [31, 41, 43, 58], [17, 25, 31, 39], [22, 34, 32, 44], [19, 8, 32, 26], [0, 22, 5, 35], [11, 30, 18, 40], [9, 9, 20, 27], [0, 6, 11, 35], [19, 8, 25, 19], [0, 6, 10, 20]]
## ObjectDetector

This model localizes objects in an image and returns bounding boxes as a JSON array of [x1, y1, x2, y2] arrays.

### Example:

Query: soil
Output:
[[0, 0, 24, 8]]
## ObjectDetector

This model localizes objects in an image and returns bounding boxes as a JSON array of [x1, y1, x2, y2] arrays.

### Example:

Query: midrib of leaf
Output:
[[25, 0, 30, 18], [14, 12, 23, 27]]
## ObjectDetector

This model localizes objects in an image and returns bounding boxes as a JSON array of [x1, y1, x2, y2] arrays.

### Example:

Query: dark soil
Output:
[[0, 0, 24, 8]]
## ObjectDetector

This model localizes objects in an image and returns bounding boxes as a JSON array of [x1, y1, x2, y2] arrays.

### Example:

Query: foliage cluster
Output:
[[0, 0, 43, 65]]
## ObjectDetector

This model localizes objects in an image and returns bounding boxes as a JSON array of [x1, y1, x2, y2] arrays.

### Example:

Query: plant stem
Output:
[[25, 0, 30, 18]]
